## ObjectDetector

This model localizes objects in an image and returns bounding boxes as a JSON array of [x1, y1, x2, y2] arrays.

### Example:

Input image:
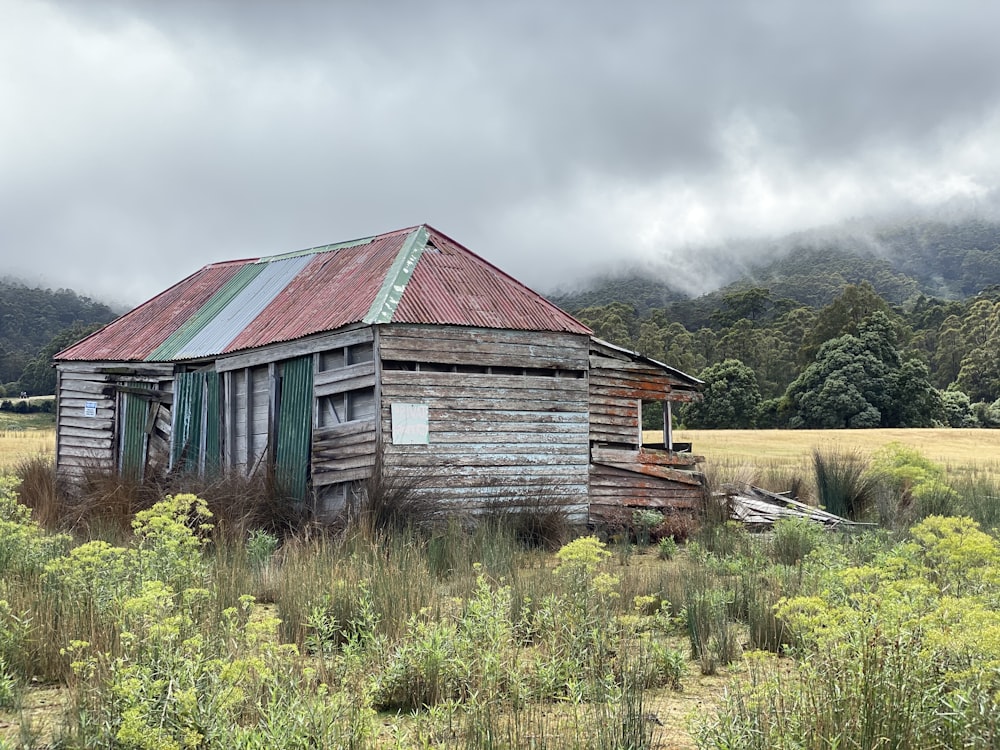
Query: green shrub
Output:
[[657, 536, 678, 560], [770, 516, 826, 566], [698, 515, 1000, 748]]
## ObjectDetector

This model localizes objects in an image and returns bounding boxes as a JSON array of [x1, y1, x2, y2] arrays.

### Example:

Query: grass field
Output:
[[3, 424, 998, 486], [663, 428, 1000, 490], [0, 427, 55, 473]]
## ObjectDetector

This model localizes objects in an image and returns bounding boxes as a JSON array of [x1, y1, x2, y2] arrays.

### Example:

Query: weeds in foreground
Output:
[[813, 448, 878, 520]]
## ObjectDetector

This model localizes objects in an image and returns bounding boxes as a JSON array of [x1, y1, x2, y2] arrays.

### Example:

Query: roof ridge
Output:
[[421, 225, 591, 333], [363, 226, 430, 324]]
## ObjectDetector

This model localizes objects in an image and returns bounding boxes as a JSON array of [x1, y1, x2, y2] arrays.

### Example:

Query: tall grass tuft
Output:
[[952, 474, 1000, 529], [813, 448, 877, 520]]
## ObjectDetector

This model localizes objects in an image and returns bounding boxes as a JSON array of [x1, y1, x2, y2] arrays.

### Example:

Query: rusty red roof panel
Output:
[[224, 231, 409, 352], [392, 228, 591, 334], [55, 262, 247, 361], [56, 225, 590, 363]]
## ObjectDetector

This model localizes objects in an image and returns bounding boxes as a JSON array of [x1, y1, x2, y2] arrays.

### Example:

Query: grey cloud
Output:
[[4, 0, 1000, 304]]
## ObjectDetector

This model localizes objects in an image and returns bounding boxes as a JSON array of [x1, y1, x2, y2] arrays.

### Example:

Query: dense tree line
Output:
[[0, 279, 116, 396], [574, 281, 1000, 430]]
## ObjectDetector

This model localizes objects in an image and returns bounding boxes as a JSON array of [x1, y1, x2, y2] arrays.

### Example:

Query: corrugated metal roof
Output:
[[394, 229, 590, 334], [56, 262, 247, 361], [55, 225, 592, 363], [168, 254, 314, 360]]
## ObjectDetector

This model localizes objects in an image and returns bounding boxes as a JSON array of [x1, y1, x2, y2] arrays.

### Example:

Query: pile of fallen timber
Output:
[[717, 482, 877, 531]]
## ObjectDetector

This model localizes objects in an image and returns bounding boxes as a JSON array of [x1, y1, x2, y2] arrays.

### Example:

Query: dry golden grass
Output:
[[0, 427, 55, 473], [653, 428, 1000, 493]]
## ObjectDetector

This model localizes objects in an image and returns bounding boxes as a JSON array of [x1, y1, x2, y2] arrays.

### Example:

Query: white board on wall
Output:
[[391, 403, 429, 445]]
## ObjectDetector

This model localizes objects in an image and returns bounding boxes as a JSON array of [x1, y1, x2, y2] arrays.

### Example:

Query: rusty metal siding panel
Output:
[[171, 254, 315, 360], [56, 262, 247, 362]]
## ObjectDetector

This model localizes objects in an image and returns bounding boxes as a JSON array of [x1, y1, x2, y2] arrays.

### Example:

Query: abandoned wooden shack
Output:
[[53, 225, 705, 524]]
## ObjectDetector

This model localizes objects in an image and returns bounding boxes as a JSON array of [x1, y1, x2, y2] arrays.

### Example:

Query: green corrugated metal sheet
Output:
[[171, 372, 204, 472], [363, 226, 429, 324], [120, 386, 151, 481], [275, 356, 313, 501], [150, 263, 269, 361], [171, 371, 222, 475], [203, 372, 221, 475]]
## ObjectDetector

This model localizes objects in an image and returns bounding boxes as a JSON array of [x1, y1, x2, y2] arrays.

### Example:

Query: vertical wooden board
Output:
[[248, 365, 271, 471]]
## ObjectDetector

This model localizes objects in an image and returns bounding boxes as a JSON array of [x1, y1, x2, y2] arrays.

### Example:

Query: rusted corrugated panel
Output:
[[224, 232, 406, 353], [55, 262, 248, 361], [59, 224, 591, 364], [392, 228, 591, 334], [149, 262, 269, 361], [169, 254, 315, 360]]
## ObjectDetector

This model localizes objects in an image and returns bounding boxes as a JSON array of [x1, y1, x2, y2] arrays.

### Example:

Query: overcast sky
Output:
[[4, 0, 1000, 307]]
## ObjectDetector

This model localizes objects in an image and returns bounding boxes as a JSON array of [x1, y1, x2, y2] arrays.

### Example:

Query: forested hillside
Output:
[[0, 279, 118, 395], [554, 218, 1000, 429]]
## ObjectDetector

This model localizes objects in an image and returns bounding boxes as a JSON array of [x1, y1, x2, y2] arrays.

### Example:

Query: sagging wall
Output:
[[377, 325, 591, 519], [56, 362, 175, 480], [587, 341, 706, 523]]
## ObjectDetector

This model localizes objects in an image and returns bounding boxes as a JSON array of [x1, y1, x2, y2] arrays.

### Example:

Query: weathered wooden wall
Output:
[[588, 445, 705, 523], [222, 364, 272, 474], [56, 363, 174, 479], [588, 463, 705, 524], [589, 343, 701, 448], [311, 328, 376, 489], [377, 325, 591, 518]]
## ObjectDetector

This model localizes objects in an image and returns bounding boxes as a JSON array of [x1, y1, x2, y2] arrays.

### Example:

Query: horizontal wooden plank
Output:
[[381, 466, 587, 484], [60, 445, 114, 459], [58, 455, 114, 470], [382, 395, 587, 413], [592, 461, 703, 486], [402, 490, 589, 511], [315, 432, 376, 452], [395, 417, 589, 433], [58, 416, 114, 430], [57, 370, 112, 382], [58, 425, 116, 440], [215, 325, 372, 372], [56, 362, 174, 377], [591, 446, 706, 468], [382, 449, 589, 466], [382, 371, 588, 394], [315, 448, 376, 467], [382, 325, 587, 350], [59, 381, 114, 397], [394, 425, 590, 450], [59, 395, 113, 407], [314, 419, 377, 441], [379, 341, 587, 370], [313, 453, 376, 472], [315, 373, 376, 398], [314, 362, 376, 387], [313, 466, 375, 486]]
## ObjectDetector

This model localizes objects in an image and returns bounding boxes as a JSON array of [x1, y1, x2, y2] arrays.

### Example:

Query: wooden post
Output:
[[664, 400, 673, 451]]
